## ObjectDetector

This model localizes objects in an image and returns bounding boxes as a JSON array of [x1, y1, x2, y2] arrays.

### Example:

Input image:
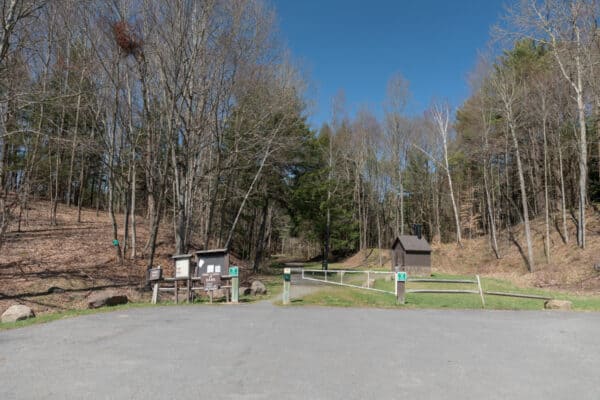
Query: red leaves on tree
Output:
[[112, 20, 142, 56]]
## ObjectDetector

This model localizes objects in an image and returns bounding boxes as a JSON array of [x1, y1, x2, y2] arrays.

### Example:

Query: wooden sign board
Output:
[[195, 249, 229, 277], [148, 268, 162, 281], [175, 258, 191, 279], [202, 273, 222, 291]]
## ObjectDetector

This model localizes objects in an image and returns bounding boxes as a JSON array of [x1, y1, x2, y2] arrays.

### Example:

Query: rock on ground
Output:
[[544, 300, 572, 310], [1, 305, 35, 323], [203, 288, 227, 301], [239, 286, 251, 296], [250, 280, 267, 296], [87, 289, 128, 309]]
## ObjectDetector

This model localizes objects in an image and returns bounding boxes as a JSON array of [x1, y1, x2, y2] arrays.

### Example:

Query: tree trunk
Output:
[[253, 198, 269, 273], [66, 74, 84, 207], [224, 136, 273, 250], [76, 161, 85, 223], [542, 104, 551, 263], [557, 139, 569, 244], [130, 161, 136, 259], [575, 86, 587, 249], [483, 163, 500, 259], [508, 116, 535, 272], [435, 105, 461, 246], [323, 134, 333, 270]]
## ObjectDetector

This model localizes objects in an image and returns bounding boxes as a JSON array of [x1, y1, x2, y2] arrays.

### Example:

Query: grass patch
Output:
[[261, 277, 284, 297], [0, 302, 158, 331], [1, 275, 285, 331], [291, 273, 600, 311]]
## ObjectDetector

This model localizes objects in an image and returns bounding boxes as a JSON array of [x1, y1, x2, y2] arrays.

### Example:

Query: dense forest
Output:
[[0, 0, 599, 274]]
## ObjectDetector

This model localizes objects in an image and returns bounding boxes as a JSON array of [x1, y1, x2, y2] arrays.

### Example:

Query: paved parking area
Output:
[[1, 303, 599, 399]]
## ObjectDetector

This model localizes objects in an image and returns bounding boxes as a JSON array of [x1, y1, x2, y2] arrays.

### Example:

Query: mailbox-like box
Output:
[[194, 249, 229, 277]]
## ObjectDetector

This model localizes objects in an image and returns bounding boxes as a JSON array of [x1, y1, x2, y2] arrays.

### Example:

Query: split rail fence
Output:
[[300, 269, 552, 307]]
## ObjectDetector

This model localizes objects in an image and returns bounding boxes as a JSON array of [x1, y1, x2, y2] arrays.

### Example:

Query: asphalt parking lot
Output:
[[1, 303, 598, 399]]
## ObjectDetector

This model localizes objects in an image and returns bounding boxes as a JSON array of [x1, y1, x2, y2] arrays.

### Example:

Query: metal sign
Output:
[[148, 268, 162, 281], [283, 267, 291, 282], [229, 266, 239, 277], [396, 271, 407, 282], [202, 273, 222, 291]]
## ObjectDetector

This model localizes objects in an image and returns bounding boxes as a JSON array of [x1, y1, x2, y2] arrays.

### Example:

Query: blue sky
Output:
[[272, 0, 508, 129]]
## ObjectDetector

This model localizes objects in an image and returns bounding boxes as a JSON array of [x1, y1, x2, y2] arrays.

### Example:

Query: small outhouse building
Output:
[[391, 235, 432, 276]]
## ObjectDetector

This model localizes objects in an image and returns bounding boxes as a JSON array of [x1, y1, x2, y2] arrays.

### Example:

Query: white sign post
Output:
[[282, 268, 291, 305]]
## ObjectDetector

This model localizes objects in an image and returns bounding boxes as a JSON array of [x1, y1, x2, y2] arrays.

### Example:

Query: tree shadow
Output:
[[508, 230, 532, 272], [18, 297, 69, 311], [3, 226, 104, 242], [0, 283, 134, 300], [554, 218, 567, 244]]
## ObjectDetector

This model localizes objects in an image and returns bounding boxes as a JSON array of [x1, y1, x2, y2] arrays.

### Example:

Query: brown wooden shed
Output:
[[391, 235, 432, 276]]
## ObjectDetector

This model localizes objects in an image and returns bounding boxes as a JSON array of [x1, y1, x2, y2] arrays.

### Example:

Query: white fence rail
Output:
[[299, 269, 487, 306], [301, 269, 396, 295], [298, 269, 552, 308]]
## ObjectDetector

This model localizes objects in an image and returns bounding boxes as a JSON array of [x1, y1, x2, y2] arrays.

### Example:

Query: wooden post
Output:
[[174, 279, 178, 304], [396, 271, 407, 304], [283, 268, 291, 305], [476, 275, 485, 308], [151, 283, 159, 304], [187, 278, 191, 303]]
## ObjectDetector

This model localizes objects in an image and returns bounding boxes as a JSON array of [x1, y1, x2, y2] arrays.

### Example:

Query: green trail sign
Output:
[[230, 266, 239, 304], [282, 268, 291, 305], [396, 271, 407, 282]]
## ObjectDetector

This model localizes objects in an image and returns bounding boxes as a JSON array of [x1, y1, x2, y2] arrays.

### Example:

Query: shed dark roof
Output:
[[172, 253, 193, 259], [194, 248, 228, 255], [392, 235, 431, 252]]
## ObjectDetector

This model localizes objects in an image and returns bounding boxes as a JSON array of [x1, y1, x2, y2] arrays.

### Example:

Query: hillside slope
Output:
[[335, 211, 600, 294], [433, 210, 600, 294], [0, 201, 176, 314]]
